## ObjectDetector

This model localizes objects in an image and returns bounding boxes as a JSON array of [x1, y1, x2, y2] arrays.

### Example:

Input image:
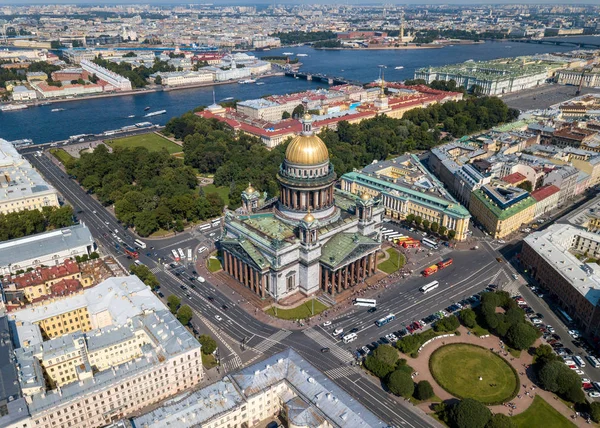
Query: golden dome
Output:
[[360, 192, 371, 200], [245, 182, 255, 194], [285, 134, 329, 165], [303, 210, 315, 223]]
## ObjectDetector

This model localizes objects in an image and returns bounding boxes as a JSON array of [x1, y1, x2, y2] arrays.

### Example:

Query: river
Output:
[[1, 36, 599, 144]]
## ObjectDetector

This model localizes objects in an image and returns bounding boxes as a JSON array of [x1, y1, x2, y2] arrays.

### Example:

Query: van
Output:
[[197, 276, 206, 283], [574, 356, 586, 368], [198, 246, 208, 254], [333, 328, 343, 336]]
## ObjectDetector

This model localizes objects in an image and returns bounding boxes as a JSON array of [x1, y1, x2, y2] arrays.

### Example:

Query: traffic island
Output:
[[429, 343, 519, 405], [377, 247, 406, 274], [265, 298, 328, 321]]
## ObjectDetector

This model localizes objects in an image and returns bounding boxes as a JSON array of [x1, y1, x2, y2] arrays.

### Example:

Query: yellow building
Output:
[[340, 155, 471, 241], [469, 184, 536, 239], [36, 306, 92, 340]]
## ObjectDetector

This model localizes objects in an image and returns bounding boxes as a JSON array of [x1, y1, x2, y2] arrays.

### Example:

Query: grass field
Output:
[[50, 148, 74, 165], [378, 248, 406, 274], [202, 184, 230, 205], [266, 299, 328, 320], [512, 396, 575, 428], [107, 133, 182, 154], [207, 257, 222, 273], [429, 344, 518, 404], [201, 353, 218, 369]]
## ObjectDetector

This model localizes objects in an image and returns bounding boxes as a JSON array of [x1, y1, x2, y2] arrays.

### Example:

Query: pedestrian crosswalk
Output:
[[325, 366, 359, 380], [222, 357, 242, 373], [252, 330, 292, 354], [149, 266, 161, 274], [303, 329, 354, 362]]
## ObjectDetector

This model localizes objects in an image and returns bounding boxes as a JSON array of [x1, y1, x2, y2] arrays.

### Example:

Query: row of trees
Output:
[[404, 78, 466, 94], [92, 57, 176, 88], [129, 264, 160, 290], [436, 398, 516, 428], [0, 206, 74, 241], [533, 344, 586, 404], [165, 95, 517, 207], [405, 213, 457, 240], [67, 144, 225, 236], [413, 29, 510, 44], [167, 295, 193, 325]]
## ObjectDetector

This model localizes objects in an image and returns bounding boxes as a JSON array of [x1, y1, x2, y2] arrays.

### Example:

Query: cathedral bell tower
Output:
[[356, 192, 374, 224], [299, 210, 319, 247]]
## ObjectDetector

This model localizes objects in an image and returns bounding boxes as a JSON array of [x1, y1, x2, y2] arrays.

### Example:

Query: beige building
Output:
[[556, 68, 600, 88], [0, 139, 59, 214], [10, 276, 204, 428], [152, 70, 213, 86], [469, 183, 536, 238]]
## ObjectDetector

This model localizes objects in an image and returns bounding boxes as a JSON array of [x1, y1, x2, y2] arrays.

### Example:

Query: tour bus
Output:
[[422, 238, 439, 250], [342, 333, 358, 344], [198, 223, 211, 231], [353, 298, 377, 307], [211, 218, 221, 227], [574, 355, 586, 368], [419, 281, 439, 293], [375, 314, 395, 327], [177, 248, 185, 260], [134, 239, 146, 249], [586, 355, 600, 368], [171, 249, 180, 261], [187, 248, 193, 261]]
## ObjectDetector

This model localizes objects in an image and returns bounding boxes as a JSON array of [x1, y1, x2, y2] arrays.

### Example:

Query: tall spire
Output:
[[400, 13, 405, 41], [379, 69, 386, 98]]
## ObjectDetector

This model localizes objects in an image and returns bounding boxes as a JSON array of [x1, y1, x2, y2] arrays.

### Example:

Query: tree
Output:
[[292, 104, 304, 118], [517, 181, 533, 192], [167, 295, 181, 314], [414, 380, 434, 401], [135, 211, 159, 237], [405, 214, 415, 224], [154, 75, 163, 85], [372, 344, 399, 367], [430, 222, 439, 234], [177, 305, 193, 325], [459, 308, 477, 328], [130, 264, 160, 290], [485, 413, 516, 428], [434, 315, 460, 332], [364, 355, 394, 379], [590, 402, 600, 423], [448, 230, 457, 240], [387, 370, 414, 397], [199, 335, 217, 355], [439, 225, 447, 236], [282, 111, 291, 119], [534, 344, 556, 363], [423, 219, 430, 230], [505, 322, 539, 350], [414, 216, 422, 226], [396, 334, 422, 354], [450, 398, 492, 428]]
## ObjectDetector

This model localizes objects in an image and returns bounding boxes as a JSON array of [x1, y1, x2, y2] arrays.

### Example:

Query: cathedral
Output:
[[218, 114, 384, 301]]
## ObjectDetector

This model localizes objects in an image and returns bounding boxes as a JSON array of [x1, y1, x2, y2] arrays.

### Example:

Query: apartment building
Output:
[[469, 183, 536, 238], [340, 155, 471, 241], [9, 276, 203, 428], [150, 70, 213, 86], [80, 59, 132, 91], [0, 139, 59, 215], [0, 223, 95, 275], [521, 224, 600, 337], [530, 185, 560, 219], [131, 349, 384, 428]]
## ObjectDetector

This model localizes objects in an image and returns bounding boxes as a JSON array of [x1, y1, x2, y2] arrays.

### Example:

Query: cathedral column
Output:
[[350, 262, 356, 287], [223, 251, 229, 274], [344, 265, 349, 289], [314, 190, 320, 210], [261, 274, 266, 298], [233, 256, 239, 280], [249, 267, 254, 291], [255, 270, 260, 294]]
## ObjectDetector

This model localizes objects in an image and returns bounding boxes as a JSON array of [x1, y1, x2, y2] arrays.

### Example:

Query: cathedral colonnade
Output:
[[222, 249, 267, 298], [278, 185, 335, 212], [320, 252, 378, 295]]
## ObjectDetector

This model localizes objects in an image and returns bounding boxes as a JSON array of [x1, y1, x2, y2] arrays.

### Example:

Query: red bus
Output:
[[402, 239, 421, 248], [437, 258, 453, 269]]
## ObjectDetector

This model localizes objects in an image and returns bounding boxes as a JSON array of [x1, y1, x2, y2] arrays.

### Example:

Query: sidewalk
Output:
[[409, 326, 589, 426]]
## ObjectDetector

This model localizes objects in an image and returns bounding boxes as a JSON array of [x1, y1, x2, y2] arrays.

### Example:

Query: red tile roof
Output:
[[530, 185, 561, 202], [502, 172, 527, 185], [7, 259, 80, 289]]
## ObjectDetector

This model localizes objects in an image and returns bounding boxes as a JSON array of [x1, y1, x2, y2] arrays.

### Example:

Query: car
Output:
[[197, 276, 206, 283], [157, 292, 164, 298], [349, 328, 359, 334], [214, 315, 222, 322], [552, 333, 561, 341], [568, 330, 580, 338], [588, 391, 600, 398], [207, 296, 215, 302], [180, 285, 187, 291], [582, 378, 592, 384], [531, 318, 543, 325], [92, 210, 96, 214], [105, 221, 110, 226], [187, 294, 192, 300], [322, 321, 332, 327], [397, 328, 408, 337], [576, 369, 585, 375], [361, 346, 371, 355], [368, 307, 377, 313], [320, 347, 330, 353], [547, 325, 555, 333], [536, 313, 544, 319], [512, 273, 519, 279], [221, 305, 228, 311]]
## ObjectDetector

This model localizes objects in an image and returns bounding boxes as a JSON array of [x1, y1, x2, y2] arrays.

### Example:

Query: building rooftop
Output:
[[132, 349, 386, 428], [0, 223, 94, 269], [320, 233, 379, 269], [472, 186, 536, 220], [502, 172, 527, 185], [530, 185, 561, 202], [524, 224, 600, 307]]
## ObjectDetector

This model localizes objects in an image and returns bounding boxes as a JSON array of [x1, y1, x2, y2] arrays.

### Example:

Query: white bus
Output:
[[211, 219, 221, 227], [134, 239, 146, 249], [171, 249, 180, 261], [198, 223, 211, 231], [422, 238, 439, 250], [187, 248, 193, 261], [586, 355, 600, 368], [574, 355, 586, 368], [177, 248, 185, 259], [342, 333, 358, 343], [375, 314, 395, 327], [353, 298, 377, 307], [419, 281, 439, 293]]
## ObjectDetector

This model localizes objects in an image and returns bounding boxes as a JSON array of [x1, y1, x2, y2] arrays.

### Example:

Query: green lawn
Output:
[[202, 183, 230, 205], [207, 257, 222, 272], [201, 353, 219, 369], [512, 396, 575, 428], [471, 325, 490, 337], [107, 133, 182, 154], [50, 148, 74, 165], [429, 344, 518, 405], [266, 299, 328, 320], [378, 248, 406, 274]]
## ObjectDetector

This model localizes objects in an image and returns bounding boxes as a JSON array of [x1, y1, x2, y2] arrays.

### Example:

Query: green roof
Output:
[[342, 171, 470, 219], [320, 233, 379, 269], [242, 214, 295, 241], [220, 238, 271, 270], [471, 189, 536, 221]]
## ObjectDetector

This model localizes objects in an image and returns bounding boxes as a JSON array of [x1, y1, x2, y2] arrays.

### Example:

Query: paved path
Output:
[[409, 326, 588, 426]]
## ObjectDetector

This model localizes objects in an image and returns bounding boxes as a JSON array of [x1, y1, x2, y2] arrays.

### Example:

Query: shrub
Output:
[[450, 398, 492, 428], [387, 370, 414, 397], [414, 380, 434, 401], [364, 355, 394, 379]]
